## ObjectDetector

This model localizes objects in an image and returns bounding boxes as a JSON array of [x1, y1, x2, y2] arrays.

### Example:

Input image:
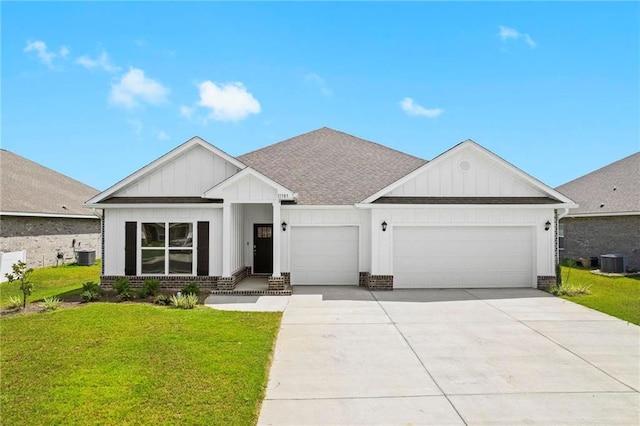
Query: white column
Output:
[[272, 201, 281, 277], [222, 202, 231, 277]]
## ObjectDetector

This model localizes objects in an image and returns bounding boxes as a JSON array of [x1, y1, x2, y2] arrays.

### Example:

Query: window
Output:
[[141, 222, 193, 274], [558, 223, 565, 251]]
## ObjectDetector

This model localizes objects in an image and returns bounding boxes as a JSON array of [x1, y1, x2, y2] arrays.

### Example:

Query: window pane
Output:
[[558, 223, 565, 237], [169, 223, 193, 247], [169, 250, 193, 274], [142, 249, 165, 274], [142, 223, 165, 247], [257, 226, 272, 238]]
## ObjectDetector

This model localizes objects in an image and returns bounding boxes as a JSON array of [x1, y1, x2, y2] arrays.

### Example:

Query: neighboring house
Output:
[[0, 149, 101, 272], [86, 127, 575, 291], [556, 152, 640, 271]]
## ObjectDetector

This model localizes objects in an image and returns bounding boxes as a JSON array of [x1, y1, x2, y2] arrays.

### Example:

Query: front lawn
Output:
[[559, 266, 639, 325], [0, 262, 100, 307], [1, 303, 281, 425]]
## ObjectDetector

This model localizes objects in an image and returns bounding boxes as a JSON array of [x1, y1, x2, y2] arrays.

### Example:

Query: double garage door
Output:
[[290, 226, 359, 285], [393, 226, 534, 288]]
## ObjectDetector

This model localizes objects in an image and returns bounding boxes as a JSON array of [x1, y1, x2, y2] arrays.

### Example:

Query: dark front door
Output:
[[253, 224, 273, 274]]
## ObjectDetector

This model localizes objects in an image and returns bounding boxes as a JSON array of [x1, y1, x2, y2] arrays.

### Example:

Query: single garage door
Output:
[[290, 226, 359, 285], [393, 226, 534, 288]]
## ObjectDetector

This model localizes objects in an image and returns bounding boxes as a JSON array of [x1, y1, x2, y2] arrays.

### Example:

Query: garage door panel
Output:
[[393, 226, 533, 288], [291, 226, 359, 285]]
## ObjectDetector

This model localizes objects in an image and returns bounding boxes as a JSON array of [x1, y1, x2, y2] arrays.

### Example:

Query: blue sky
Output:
[[2, 2, 638, 192]]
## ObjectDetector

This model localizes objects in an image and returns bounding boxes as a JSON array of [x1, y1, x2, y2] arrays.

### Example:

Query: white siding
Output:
[[387, 146, 545, 197], [230, 203, 244, 273], [371, 206, 555, 280], [281, 207, 371, 273], [221, 174, 278, 202], [103, 207, 222, 276], [116, 145, 240, 197]]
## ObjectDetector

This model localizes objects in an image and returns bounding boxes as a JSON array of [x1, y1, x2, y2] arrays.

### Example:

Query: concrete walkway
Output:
[[209, 287, 640, 425]]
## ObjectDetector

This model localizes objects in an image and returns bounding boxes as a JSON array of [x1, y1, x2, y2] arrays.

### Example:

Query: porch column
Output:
[[272, 201, 281, 277], [222, 202, 231, 277]]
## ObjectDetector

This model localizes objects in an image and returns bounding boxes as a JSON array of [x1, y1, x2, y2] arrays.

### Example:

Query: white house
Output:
[[85, 128, 575, 291]]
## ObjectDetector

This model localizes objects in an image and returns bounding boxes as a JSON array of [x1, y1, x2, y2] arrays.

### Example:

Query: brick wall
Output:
[[560, 215, 640, 271], [101, 275, 218, 290], [0, 216, 101, 269], [367, 274, 393, 291]]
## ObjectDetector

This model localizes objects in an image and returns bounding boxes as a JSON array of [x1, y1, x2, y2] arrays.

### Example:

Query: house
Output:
[[86, 128, 575, 291], [0, 149, 101, 274], [556, 152, 640, 271]]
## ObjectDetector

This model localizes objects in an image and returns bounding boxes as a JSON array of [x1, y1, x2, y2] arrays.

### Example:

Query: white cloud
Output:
[[156, 130, 170, 140], [110, 68, 169, 109], [76, 51, 121, 73], [196, 81, 261, 122], [498, 26, 536, 48], [400, 97, 443, 118], [305, 72, 333, 97], [23, 40, 69, 68]]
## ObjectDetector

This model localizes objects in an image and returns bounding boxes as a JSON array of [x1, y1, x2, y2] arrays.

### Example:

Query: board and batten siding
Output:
[[220, 174, 279, 202], [117, 145, 240, 197], [280, 207, 371, 273], [103, 207, 222, 276], [370, 207, 556, 280], [387, 146, 544, 197]]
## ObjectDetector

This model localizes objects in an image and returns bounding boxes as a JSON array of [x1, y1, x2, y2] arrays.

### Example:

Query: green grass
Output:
[[558, 266, 640, 325], [1, 303, 281, 425], [0, 262, 100, 307]]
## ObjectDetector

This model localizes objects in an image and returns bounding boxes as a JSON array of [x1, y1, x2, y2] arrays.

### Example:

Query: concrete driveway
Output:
[[254, 287, 639, 425]]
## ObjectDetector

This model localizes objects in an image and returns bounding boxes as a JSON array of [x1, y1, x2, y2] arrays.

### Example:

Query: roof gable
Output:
[[362, 140, 574, 205], [556, 152, 639, 215], [87, 137, 245, 204], [238, 127, 426, 205], [0, 149, 99, 217], [203, 167, 295, 202]]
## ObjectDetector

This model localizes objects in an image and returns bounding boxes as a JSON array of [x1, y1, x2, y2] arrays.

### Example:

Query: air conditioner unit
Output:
[[600, 254, 627, 273], [76, 249, 96, 266]]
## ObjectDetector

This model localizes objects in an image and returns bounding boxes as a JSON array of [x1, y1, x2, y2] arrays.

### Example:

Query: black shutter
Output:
[[197, 221, 209, 276], [124, 222, 137, 275]]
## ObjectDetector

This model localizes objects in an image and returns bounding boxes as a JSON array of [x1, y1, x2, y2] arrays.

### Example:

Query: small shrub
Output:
[[81, 281, 103, 302], [40, 296, 61, 311], [113, 277, 132, 301], [137, 279, 160, 298], [181, 282, 200, 296], [548, 283, 591, 297], [171, 293, 199, 309], [7, 296, 22, 309], [5, 261, 33, 308], [154, 294, 172, 306]]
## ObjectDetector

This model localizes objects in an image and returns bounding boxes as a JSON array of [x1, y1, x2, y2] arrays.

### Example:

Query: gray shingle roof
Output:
[[238, 127, 427, 205], [555, 152, 640, 215], [0, 149, 99, 216]]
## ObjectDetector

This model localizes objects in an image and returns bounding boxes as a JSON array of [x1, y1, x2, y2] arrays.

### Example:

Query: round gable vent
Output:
[[458, 159, 471, 171]]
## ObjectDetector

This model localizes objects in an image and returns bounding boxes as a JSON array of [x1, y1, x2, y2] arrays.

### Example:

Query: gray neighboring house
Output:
[[0, 149, 101, 271], [555, 152, 640, 271]]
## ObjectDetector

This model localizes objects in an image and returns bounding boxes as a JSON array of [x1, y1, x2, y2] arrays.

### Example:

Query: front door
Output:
[[253, 224, 273, 274]]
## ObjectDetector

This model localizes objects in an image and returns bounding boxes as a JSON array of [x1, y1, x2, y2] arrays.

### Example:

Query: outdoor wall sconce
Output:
[[381, 221, 388, 232], [281, 221, 287, 231], [544, 221, 551, 231]]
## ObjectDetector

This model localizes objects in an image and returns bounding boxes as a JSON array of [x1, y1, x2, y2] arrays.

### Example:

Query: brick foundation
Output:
[[282, 272, 290, 286], [537, 275, 556, 289], [268, 276, 286, 291], [368, 274, 393, 291], [359, 272, 369, 287], [217, 276, 236, 290], [101, 275, 218, 290]]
